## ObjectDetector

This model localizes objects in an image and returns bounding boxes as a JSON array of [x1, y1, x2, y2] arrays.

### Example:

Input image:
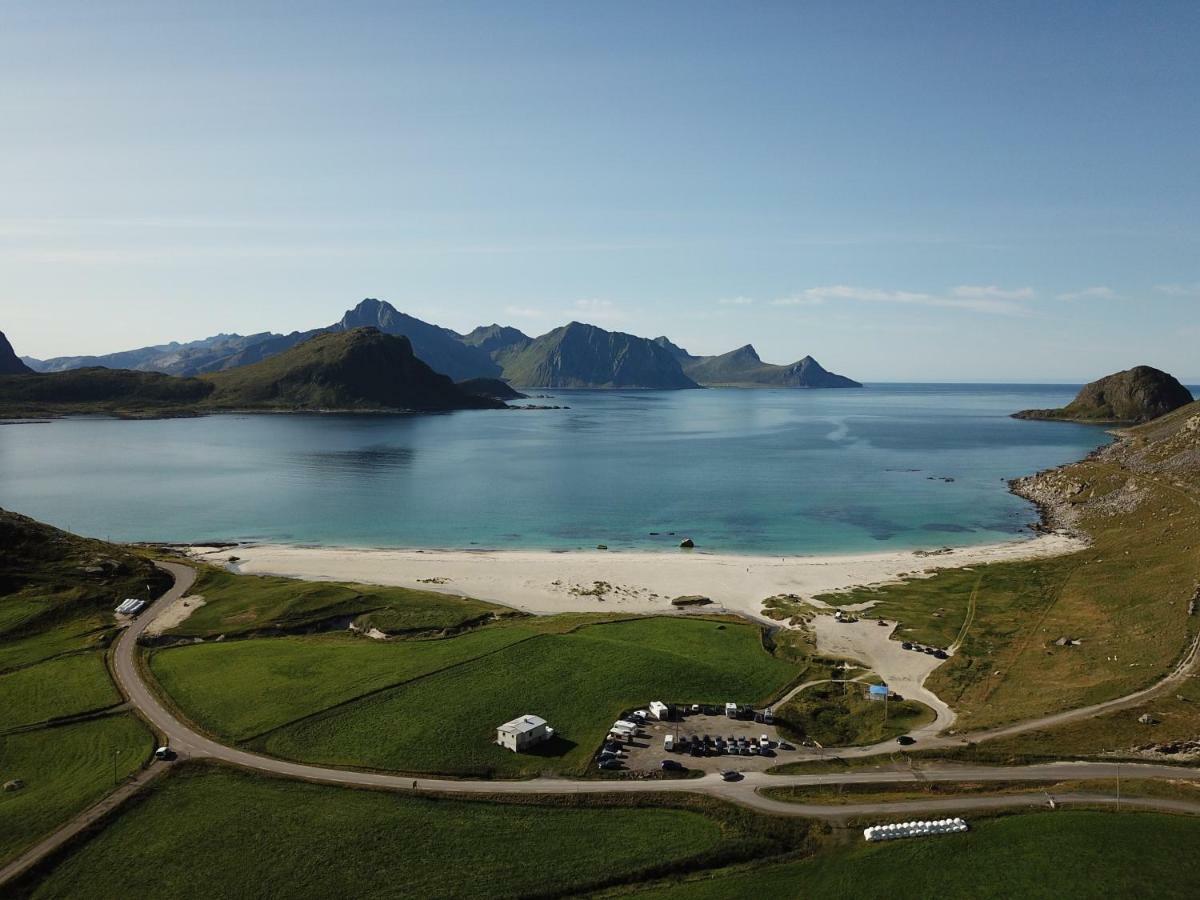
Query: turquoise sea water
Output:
[[0, 385, 1121, 555]]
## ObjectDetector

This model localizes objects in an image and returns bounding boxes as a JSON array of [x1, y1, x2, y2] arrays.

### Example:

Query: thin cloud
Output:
[[503, 305, 543, 318], [770, 285, 1034, 315], [718, 296, 755, 306], [1156, 283, 1200, 297], [1058, 286, 1116, 302]]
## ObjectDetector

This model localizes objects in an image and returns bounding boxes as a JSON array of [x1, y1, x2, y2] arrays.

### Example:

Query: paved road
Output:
[[111, 562, 1200, 815], [8, 559, 1199, 890]]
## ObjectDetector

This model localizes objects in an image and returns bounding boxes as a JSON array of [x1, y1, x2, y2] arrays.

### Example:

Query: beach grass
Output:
[[249, 616, 803, 777], [18, 766, 806, 900], [620, 811, 1200, 899], [0, 713, 153, 866], [167, 566, 514, 639], [816, 461, 1200, 732]]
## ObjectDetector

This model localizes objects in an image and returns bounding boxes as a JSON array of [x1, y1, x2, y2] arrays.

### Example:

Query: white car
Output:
[[759, 735, 771, 749]]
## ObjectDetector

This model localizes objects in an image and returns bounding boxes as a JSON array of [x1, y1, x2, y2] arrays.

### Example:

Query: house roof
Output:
[[497, 714, 548, 735]]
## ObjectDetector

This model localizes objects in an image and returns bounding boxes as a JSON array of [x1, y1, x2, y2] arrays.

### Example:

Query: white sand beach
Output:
[[192, 532, 1083, 622]]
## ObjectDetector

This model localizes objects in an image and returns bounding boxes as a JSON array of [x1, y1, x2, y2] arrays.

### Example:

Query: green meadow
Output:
[[623, 811, 1200, 899], [0, 652, 121, 731], [21, 766, 810, 900], [0, 714, 152, 865], [774, 683, 935, 747], [151, 615, 803, 777], [149, 625, 539, 741]]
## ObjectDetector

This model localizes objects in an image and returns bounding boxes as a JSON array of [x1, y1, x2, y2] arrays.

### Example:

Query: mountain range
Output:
[[0, 331, 33, 375], [0, 328, 500, 417], [653, 338, 861, 388], [19, 298, 858, 390]]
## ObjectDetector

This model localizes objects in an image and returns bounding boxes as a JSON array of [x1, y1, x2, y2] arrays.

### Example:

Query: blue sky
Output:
[[3, 1, 1198, 381]]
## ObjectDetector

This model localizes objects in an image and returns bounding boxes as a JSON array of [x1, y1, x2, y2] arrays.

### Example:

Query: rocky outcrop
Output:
[[1014, 366, 1193, 425]]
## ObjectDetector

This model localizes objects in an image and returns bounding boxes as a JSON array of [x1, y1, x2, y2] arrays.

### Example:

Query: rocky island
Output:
[[1014, 365, 1193, 425]]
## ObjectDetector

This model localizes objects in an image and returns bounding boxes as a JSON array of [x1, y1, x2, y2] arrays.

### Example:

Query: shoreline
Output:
[[190, 530, 1086, 620]]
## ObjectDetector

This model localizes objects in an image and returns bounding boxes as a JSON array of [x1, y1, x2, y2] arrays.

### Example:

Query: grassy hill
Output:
[[0, 328, 504, 417], [200, 327, 502, 411], [816, 392, 1200, 736], [1015, 365, 1193, 424]]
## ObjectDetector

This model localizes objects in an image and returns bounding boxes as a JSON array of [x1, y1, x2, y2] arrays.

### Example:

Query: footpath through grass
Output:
[[19, 766, 810, 900], [0, 713, 152, 866], [622, 811, 1200, 899], [248, 616, 802, 777]]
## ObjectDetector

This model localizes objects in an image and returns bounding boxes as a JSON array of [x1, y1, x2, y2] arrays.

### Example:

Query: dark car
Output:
[[934, 649, 949, 660], [599, 758, 622, 770], [661, 759, 684, 771], [740, 747, 752, 756], [154, 746, 176, 762], [721, 770, 742, 782], [901, 642, 913, 650], [896, 735, 916, 746], [604, 741, 621, 753], [778, 741, 795, 751]]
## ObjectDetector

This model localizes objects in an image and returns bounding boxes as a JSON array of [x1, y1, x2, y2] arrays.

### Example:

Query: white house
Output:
[[496, 714, 554, 752]]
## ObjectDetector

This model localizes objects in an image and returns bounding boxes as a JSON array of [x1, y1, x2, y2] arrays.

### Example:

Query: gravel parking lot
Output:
[[609, 711, 803, 774]]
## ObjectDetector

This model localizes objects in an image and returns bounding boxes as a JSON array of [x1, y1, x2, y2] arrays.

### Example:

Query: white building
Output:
[[495, 714, 554, 752]]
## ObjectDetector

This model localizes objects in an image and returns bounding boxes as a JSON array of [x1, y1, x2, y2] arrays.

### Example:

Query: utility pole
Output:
[[1116, 762, 1121, 811]]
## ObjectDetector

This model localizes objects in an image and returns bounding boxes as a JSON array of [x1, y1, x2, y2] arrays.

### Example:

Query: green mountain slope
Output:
[[0, 329, 502, 417], [1014, 366, 1193, 424], [499, 322, 698, 389], [201, 328, 502, 411]]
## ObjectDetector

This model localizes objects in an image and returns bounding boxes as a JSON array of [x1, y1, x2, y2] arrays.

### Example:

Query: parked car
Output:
[[896, 735, 916, 746], [759, 735, 770, 748], [661, 759, 684, 771], [901, 641, 913, 650], [604, 741, 621, 753], [934, 649, 949, 659], [599, 758, 622, 770], [721, 770, 742, 782], [778, 741, 795, 751]]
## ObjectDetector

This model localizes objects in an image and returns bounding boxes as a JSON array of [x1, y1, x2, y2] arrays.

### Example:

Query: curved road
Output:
[[6, 560, 1199, 888], [109, 562, 1200, 814]]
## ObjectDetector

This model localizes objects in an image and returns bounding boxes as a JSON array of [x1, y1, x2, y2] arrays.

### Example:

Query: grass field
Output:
[[244, 616, 802, 777], [0, 652, 121, 731], [149, 625, 539, 741], [20, 766, 811, 900], [774, 683, 935, 747], [623, 811, 1200, 899], [169, 566, 514, 638], [815, 458, 1200, 732], [0, 714, 152, 866]]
